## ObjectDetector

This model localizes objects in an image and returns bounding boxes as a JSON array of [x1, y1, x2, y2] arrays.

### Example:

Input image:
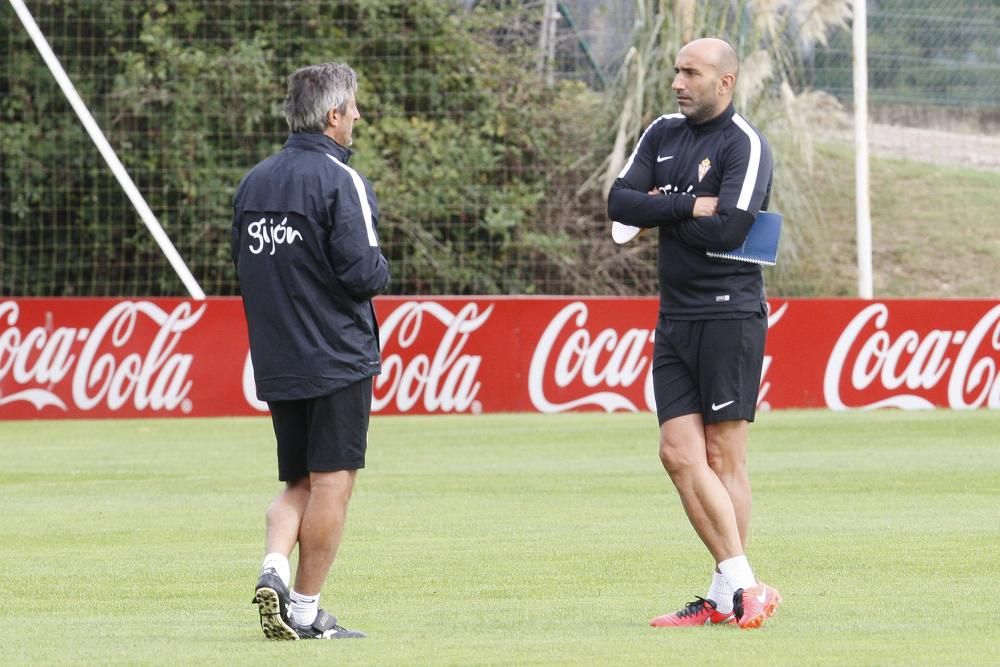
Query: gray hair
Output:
[[283, 63, 358, 133]]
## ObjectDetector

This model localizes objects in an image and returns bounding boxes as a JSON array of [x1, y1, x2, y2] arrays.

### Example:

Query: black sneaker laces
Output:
[[732, 588, 744, 620], [676, 596, 715, 618]]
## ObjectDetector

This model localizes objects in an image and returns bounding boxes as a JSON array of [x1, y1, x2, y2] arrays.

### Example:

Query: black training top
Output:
[[232, 132, 390, 401], [607, 103, 773, 319]]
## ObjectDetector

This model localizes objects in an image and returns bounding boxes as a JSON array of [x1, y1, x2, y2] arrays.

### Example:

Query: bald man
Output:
[[607, 38, 781, 630]]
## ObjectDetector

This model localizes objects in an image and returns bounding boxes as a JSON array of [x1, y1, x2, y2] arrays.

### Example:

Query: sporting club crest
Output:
[[698, 158, 711, 182]]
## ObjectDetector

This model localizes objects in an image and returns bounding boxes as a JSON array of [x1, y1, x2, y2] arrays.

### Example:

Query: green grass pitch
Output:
[[1, 409, 998, 665]]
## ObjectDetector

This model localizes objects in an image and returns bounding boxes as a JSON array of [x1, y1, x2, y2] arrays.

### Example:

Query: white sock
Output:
[[289, 589, 319, 626], [718, 555, 756, 592], [261, 552, 291, 588], [707, 571, 733, 614]]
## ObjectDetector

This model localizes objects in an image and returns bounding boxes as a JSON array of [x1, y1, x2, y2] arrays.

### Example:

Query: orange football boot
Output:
[[650, 597, 736, 627], [733, 583, 782, 629]]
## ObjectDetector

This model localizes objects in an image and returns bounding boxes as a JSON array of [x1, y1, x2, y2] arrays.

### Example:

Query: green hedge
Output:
[[1, 0, 602, 296]]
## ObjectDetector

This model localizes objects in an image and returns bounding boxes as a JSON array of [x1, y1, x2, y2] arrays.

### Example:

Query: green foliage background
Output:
[[1, 0, 601, 296], [1, 0, 997, 298]]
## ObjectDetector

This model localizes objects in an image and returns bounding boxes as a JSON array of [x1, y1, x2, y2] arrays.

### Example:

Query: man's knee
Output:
[[705, 421, 748, 474], [308, 470, 358, 500], [706, 445, 745, 477], [658, 425, 705, 476]]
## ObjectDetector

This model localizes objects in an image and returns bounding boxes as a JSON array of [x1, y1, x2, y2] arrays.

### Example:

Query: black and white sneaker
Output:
[[251, 568, 297, 641], [291, 609, 366, 639]]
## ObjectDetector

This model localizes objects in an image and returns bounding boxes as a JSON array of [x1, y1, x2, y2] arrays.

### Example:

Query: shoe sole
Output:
[[738, 592, 782, 630], [253, 587, 299, 641], [648, 614, 734, 627]]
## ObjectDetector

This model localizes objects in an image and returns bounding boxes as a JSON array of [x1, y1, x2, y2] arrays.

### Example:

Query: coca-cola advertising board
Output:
[[1, 297, 998, 419]]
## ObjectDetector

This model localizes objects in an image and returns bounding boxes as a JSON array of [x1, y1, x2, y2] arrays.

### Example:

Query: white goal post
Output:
[[8, 0, 206, 300], [853, 0, 873, 299]]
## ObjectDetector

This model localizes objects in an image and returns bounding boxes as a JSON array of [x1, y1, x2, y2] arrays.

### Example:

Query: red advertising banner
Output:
[[1, 297, 998, 419]]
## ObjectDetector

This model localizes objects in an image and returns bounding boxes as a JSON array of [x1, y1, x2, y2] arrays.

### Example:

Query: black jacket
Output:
[[607, 104, 773, 318], [232, 132, 390, 401]]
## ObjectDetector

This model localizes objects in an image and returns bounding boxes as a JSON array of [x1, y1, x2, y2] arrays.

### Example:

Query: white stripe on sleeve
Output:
[[325, 154, 378, 247], [616, 114, 683, 180], [730, 114, 762, 211]]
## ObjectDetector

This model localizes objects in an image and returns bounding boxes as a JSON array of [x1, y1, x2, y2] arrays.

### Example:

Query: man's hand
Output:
[[648, 189, 718, 218], [693, 196, 718, 217]]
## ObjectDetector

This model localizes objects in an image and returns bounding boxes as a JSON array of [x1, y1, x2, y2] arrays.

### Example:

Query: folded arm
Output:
[[327, 183, 391, 301], [672, 128, 773, 250]]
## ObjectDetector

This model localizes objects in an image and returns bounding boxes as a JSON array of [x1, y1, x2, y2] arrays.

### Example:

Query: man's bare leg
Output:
[[254, 478, 312, 640], [658, 413, 743, 562], [265, 477, 311, 558], [705, 420, 751, 548], [293, 469, 358, 596]]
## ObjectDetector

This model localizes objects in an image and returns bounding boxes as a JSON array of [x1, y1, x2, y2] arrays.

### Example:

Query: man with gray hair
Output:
[[233, 62, 389, 640]]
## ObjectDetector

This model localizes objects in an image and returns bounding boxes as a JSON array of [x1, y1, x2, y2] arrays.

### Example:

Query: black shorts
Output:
[[267, 377, 373, 481], [652, 313, 767, 425]]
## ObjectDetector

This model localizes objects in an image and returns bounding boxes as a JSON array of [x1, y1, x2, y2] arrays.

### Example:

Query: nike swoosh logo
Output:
[[656, 155, 674, 162], [755, 588, 768, 604], [711, 400, 735, 411]]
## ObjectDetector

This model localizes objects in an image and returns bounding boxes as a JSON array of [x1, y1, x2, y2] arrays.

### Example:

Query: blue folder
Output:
[[705, 211, 783, 266]]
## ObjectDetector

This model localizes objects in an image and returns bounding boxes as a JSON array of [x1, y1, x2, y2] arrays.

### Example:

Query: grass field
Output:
[[1, 409, 998, 665]]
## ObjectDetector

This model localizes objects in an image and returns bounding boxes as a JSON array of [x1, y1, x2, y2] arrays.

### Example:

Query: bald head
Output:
[[678, 38, 740, 80], [672, 38, 740, 123]]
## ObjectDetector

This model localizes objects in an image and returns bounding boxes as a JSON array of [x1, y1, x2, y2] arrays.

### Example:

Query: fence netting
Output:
[[1, 0, 997, 297]]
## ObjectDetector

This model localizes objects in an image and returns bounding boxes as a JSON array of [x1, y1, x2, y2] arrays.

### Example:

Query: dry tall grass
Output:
[[579, 0, 854, 296]]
